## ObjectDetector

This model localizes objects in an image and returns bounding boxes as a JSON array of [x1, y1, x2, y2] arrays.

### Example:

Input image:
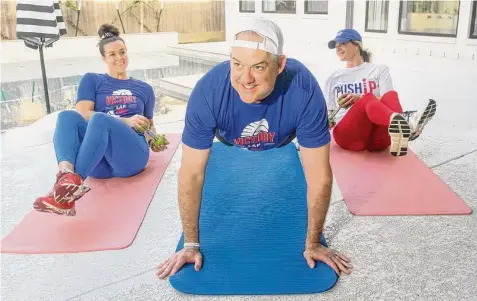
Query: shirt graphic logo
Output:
[[112, 89, 133, 96], [106, 89, 137, 116], [334, 78, 377, 99], [233, 119, 276, 150]]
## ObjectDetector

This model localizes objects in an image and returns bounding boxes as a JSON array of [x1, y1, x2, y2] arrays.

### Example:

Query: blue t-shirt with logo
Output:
[[76, 73, 155, 119], [182, 58, 330, 151]]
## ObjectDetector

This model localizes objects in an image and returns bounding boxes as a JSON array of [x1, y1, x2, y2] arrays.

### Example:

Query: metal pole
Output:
[[39, 38, 51, 114], [75, 0, 82, 36], [75, 9, 81, 36], [116, 2, 126, 33], [157, 2, 163, 32], [32, 81, 35, 102]]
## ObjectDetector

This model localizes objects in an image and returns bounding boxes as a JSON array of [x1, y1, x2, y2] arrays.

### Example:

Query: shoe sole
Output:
[[410, 99, 437, 141], [33, 200, 76, 216], [388, 114, 411, 157]]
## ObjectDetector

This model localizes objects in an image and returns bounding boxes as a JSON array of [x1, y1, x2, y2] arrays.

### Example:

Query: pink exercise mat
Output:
[[1, 133, 181, 254], [330, 141, 472, 216]]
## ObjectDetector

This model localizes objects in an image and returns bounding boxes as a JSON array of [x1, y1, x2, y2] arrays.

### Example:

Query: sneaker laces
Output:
[[401, 110, 417, 123], [74, 183, 91, 200], [401, 110, 422, 134]]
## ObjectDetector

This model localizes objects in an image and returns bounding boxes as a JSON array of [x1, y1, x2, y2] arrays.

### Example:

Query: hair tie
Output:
[[102, 32, 114, 39]]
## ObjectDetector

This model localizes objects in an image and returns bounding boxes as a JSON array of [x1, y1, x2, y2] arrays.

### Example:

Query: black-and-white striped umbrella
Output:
[[16, 0, 67, 114]]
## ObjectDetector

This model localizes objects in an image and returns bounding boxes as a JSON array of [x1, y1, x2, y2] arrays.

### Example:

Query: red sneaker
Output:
[[33, 192, 77, 216], [33, 171, 90, 216]]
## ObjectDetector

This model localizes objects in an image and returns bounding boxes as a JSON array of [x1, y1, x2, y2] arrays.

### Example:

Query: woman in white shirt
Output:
[[324, 29, 436, 157]]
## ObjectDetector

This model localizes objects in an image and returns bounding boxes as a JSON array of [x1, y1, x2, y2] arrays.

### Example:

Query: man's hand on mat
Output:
[[156, 248, 203, 279], [338, 93, 360, 109], [125, 114, 150, 133], [303, 244, 352, 276]]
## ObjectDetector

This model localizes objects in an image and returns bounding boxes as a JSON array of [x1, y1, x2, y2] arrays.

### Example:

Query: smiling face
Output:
[[335, 41, 360, 62], [102, 40, 128, 74], [230, 32, 286, 104]]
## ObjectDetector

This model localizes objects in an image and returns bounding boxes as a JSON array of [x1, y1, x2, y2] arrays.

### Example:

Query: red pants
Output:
[[333, 91, 403, 152]]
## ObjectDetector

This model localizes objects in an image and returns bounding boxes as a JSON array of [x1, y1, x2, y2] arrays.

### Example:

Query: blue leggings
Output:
[[53, 110, 150, 179]]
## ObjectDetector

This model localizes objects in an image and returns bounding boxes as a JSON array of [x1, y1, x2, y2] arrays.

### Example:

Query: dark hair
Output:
[[360, 48, 372, 63], [97, 24, 125, 56], [351, 40, 372, 63]]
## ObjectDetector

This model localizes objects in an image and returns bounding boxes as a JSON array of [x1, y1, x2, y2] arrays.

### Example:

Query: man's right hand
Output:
[[155, 248, 203, 279]]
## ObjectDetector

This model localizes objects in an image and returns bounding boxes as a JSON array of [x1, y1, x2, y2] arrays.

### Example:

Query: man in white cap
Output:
[[156, 18, 352, 279]]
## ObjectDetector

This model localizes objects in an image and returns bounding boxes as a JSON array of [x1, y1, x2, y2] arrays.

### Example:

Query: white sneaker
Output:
[[388, 113, 411, 157], [402, 99, 437, 141]]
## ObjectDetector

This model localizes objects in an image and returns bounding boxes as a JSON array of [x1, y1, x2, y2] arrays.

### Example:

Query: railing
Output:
[[1, 85, 79, 129], [0, 81, 179, 130], [1, 55, 217, 130]]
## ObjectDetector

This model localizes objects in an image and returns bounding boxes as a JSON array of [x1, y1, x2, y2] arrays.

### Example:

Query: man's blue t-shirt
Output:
[[76, 73, 155, 119], [182, 58, 330, 151]]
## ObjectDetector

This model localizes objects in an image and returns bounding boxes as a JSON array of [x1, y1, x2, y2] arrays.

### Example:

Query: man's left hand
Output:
[[303, 244, 352, 276]]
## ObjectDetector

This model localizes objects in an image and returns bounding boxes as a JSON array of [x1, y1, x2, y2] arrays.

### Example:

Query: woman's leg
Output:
[[333, 93, 391, 151], [335, 92, 410, 156], [75, 112, 150, 179], [363, 91, 410, 156], [34, 112, 150, 216], [53, 110, 87, 168], [33, 110, 89, 216], [366, 91, 403, 152], [369, 94, 437, 149]]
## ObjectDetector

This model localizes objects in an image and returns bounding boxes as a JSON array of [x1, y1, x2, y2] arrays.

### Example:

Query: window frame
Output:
[[365, 0, 390, 33], [239, 0, 256, 13], [398, 0, 462, 38], [262, 0, 297, 14], [470, 0, 477, 38], [304, 0, 328, 15]]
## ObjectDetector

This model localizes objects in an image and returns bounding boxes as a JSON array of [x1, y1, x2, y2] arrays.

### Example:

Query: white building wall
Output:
[[225, 0, 348, 66], [224, 0, 477, 107], [226, 2, 476, 66], [353, 0, 476, 61]]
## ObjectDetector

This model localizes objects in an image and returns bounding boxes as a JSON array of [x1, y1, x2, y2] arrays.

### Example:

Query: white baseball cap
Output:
[[232, 18, 284, 56]]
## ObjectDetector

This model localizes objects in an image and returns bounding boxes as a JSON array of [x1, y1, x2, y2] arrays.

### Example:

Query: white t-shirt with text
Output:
[[324, 62, 393, 123]]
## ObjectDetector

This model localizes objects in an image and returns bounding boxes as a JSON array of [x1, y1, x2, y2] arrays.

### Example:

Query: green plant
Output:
[[59, 0, 80, 11], [151, 134, 169, 148]]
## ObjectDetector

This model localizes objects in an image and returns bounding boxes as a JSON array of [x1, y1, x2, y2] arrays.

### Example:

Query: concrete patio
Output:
[[1, 43, 476, 301]]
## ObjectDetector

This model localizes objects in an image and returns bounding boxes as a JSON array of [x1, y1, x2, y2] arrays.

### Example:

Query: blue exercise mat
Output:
[[169, 142, 338, 295]]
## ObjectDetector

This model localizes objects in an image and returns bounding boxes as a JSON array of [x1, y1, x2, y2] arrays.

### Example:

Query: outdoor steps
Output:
[[165, 43, 229, 63], [156, 74, 204, 102], [156, 43, 230, 101]]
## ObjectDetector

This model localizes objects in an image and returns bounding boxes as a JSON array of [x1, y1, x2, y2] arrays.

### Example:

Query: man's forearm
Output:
[[305, 175, 333, 248], [178, 168, 205, 244]]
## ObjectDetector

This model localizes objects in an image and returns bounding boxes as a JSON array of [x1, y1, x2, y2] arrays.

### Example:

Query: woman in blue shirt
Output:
[[33, 24, 165, 217]]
